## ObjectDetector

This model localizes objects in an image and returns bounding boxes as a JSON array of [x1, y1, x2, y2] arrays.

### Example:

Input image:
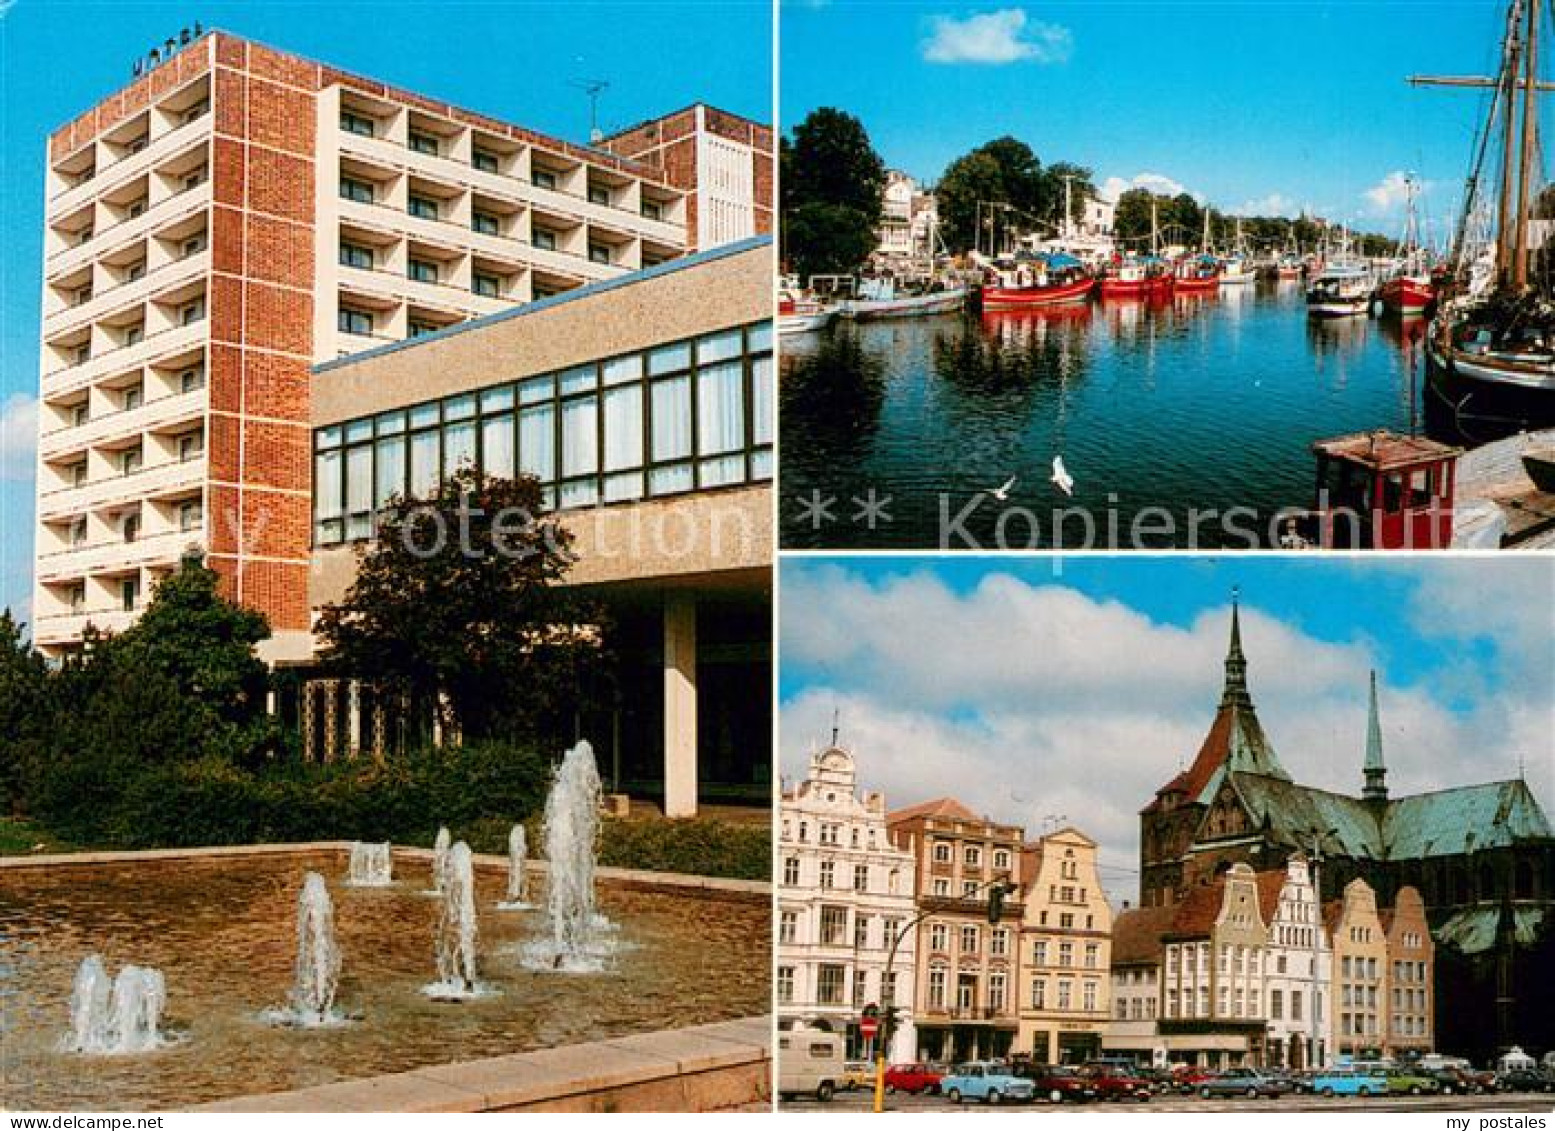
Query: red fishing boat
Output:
[[980, 252, 1095, 310], [1173, 255, 1222, 293], [1098, 256, 1172, 299], [1378, 275, 1435, 316]]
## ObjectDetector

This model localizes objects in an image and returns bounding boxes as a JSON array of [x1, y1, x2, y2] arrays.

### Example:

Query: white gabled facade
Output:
[[1264, 855, 1332, 1069], [777, 744, 917, 1059]]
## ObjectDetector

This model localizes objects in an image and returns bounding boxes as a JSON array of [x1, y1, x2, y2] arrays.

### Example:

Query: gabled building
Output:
[[1139, 597, 1554, 1062], [1382, 886, 1435, 1057], [1261, 855, 1331, 1069], [1015, 827, 1114, 1063], [888, 798, 1023, 1062]]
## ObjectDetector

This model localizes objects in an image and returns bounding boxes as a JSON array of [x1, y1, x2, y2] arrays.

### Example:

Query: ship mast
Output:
[[1513, 0, 1541, 289]]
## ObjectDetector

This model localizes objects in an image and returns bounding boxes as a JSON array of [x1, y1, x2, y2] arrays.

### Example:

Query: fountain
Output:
[[428, 826, 451, 894], [347, 841, 393, 887], [424, 841, 485, 998], [521, 740, 617, 973], [289, 872, 343, 1024], [497, 823, 532, 909], [65, 954, 166, 1054]]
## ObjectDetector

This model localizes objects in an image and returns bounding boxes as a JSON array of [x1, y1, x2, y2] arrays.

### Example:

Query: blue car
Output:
[[940, 1062, 1037, 1105], [1311, 1068, 1387, 1097]]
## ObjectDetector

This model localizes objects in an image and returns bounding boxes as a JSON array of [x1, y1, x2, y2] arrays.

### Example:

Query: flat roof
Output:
[[312, 235, 772, 376]]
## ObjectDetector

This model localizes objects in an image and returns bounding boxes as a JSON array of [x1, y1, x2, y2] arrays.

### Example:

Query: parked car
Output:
[[1311, 1068, 1385, 1097], [1171, 1065, 1218, 1094], [883, 1063, 943, 1095], [1383, 1068, 1442, 1096], [1021, 1065, 1098, 1105], [939, 1062, 1036, 1105], [1423, 1066, 1481, 1095], [1497, 1067, 1555, 1093], [778, 1030, 846, 1102], [1129, 1065, 1176, 1093], [1081, 1065, 1154, 1102], [840, 1061, 873, 1091], [1196, 1067, 1291, 1099]]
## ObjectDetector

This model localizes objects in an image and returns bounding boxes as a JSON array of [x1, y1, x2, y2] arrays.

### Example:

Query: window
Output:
[[68, 517, 87, 546], [588, 243, 612, 265], [70, 403, 90, 427], [123, 385, 142, 411], [124, 324, 144, 347], [959, 925, 978, 953], [73, 284, 93, 306], [340, 242, 374, 270], [776, 966, 794, 1005], [854, 915, 870, 950], [182, 233, 207, 257], [408, 195, 439, 221], [929, 924, 948, 951], [340, 176, 374, 204], [120, 577, 139, 612], [408, 258, 439, 284], [532, 228, 557, 252], [782, 857, 799, 886], [928, 966, 947, 1009], [932, 842, 952, 864], [588, 183, 610, 206], [179, 298, 205, 326], [818, 861, 834, 889], [641, 199, 662, 221], [119, 447, 142, 476], [817, 964, 845, 1005], [409, 320, 440, 339], [1056, 980, 1072, 1010], [1031, 978, 1047, 1009], [532, 168, 557, 190], [70, 461, 88, 486], [126, 197, 147, 219], [472, 211, 500, 236], [181, 167, 207, 192], [993, 849, 1011, 870], [1032, 940, 1048, 966], [68, 584, 85, 613], [338, 308, 374, 336], [853, 864, 868, 893], [73, 343, 91, 366], [1270, 989, 1284, 1019], [1084, 943, 1099, 969], [178, 431, 204, 462], [472, 149, 499, 173], [408, 130, 439, 156], [964, 845, 982, 867], [182, 100, 209, 124], [126, 135, 148, 155], [819, 906, 847, 946], [121, 512, 140, 543], [340, 110, 375, 137], [180, 365, 205, 394], [178, 499, 202, 532], [1082, 980, 1098, 1011], [991, 928, 1009, 957], [472, 272, 500, 297], [932, 878, 950, 896], [989, 972, 1007, 1012], [1057, 942, 1073, 967]]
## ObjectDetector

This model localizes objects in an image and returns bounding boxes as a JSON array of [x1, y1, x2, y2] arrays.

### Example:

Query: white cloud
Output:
[[1235, 193, 1297, 218], [922, 9, 1073, 66], [1363, 171, 1430, 216], [782, 567, 1554, 906], [0, 393, 37, 482], [1100, 172, 1190, 203]]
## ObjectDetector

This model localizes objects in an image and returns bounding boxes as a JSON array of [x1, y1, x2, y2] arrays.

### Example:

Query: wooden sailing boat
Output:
[[1421, 0, 1555, 406]]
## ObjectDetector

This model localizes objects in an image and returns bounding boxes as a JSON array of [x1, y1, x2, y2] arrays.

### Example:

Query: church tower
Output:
[[1363, 669, 1389, 803]]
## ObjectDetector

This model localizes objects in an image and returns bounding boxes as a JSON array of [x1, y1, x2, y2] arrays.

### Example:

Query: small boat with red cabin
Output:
[[1378, 274, 1435, 316], [1173, 255, 1222, 293], [1098, 255, 1172, 299], [980, 253, 1095, 310]]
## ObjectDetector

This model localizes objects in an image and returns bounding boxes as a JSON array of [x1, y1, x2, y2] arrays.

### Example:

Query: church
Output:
[[1138, 600, 1555, 1063]]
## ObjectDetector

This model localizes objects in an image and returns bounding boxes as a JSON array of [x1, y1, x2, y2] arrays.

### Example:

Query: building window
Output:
[[820, 906, 847, 946], [340, 110, 375, 137], [70, 402, 90, 427], [854, 915, 870, 950], [408, 195, 439, 221], [1058, 942, 1073, 967], [472, 149, 499, 174], [178, 431, 204, 462], [126, 197, 147, 219], [68, 516, 87, 546], [119, 447, 142, 476], [782, 857, 799, 886], [180, 298, 205, 326], [1270, 989, 1283, 1020], [338, 308, 374, 336], [178, 499, 202, 532], [819, 861, 834, 889], [472, 272, 500, 297], [532, 168, 557, 191], [776, 966, 794, 1005], [122, 384, 142, 412], [532, 228, 557, 252], [123, 324, 144, 347], [959, 925, 978, 953], [853, 864, 868, 893], [70, 461, 88, 487], [964, 845, 981, 867], [989, 972, 1007, 1012], [929, 924, 948, 951], [990, 928, 1009, 957], [340, 176, 374, 204], [409, 320, 440, 339], [180, 365, 205, 394], [120, 577, 139, 612], [1056, 980, 1072, 1010], [1031, 978, 1046, 1010], [408, 130, 439, 156], [472, 211, 500, 236], [932, 878, 949, 896], [1082, 980, 1098, 1012], [182, 233, 207, 257], [408, 258, 439, 284], [932, 842, 951, 864], [993, 849, 1011, 870], [817, 964, 845, 1006], [182, 99, 209, 124], [928, 966, 947, 1009], [588, 243, 612, 265], [181, 167, 207, 192], [1084, 943, 1099, 969], [340, 242, 374, 270], [121, 512, 140, 542], [641, 199, 662, 221]]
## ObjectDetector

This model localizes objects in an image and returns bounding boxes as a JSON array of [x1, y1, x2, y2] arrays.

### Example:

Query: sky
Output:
[[783, 0, 1514, 231], [779, 556, 1555, 907], [0, 0, 772, 628]]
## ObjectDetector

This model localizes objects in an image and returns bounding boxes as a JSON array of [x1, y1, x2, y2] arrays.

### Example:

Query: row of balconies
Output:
[[329, 92, 685, 237], [46, 136, 211, 266], [37, 443, 206, 521], [44, 226, 209, 334], [45, 169, 211, 285], [38, 379, 205, 463], [42, 281, 207, 384], [35, 513, 206, 585], [46, 73, 212, 213]]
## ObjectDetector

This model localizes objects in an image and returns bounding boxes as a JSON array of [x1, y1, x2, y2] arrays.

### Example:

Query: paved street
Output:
[[782, 1088, 1555, 1114]]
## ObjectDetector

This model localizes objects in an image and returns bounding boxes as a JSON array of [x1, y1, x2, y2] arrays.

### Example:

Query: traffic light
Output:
[[988, 881, 1007, 924]]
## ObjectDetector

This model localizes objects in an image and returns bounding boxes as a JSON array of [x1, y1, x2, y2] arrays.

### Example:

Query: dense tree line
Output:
[[1112, 187, 1400, 257]]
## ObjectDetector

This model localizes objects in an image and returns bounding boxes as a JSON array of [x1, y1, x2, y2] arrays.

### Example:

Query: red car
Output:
[[1023, 1066, 1099, 1104], [1172, 1066, 1218, 1094], [884, 1063, 943, 1095], [1081, 1065, 1154, 1102]]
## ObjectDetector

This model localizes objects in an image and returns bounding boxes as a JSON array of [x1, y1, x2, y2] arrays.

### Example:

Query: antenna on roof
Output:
[[570, 78, 611, 144], [830, 706, 840, 748]]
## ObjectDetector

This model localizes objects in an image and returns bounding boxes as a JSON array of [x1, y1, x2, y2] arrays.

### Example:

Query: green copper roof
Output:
[[1225, 773, 1384, 858], [1435, 905, 1549, 956], [1364, 671, 1385, 774]]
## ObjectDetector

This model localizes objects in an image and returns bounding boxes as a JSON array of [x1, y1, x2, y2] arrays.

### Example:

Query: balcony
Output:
[[46, 178, 210, 281], [336, 261, 518, 320], [33, 607, 139, 646], [43, 319, 206, 397], [37, 455, 205, 520], [44, 247, 210, 339], [38, 388, 204, 460], [35, 525, 206, 583], [47, 106, 212, 219]]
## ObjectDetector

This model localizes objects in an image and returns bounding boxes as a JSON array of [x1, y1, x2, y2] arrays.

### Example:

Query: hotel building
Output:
[[31, 28, 769, 663], [776, 744, 918, 1059]]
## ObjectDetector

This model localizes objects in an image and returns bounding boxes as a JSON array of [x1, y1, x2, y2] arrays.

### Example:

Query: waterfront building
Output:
[[1137, 598, 1553, 1062], [304, 238, 772, 815], [887, 799, 1024, 1061], [31, 29, 769, 662], [1014, 828, 1114, 1063], [776, 743, 918, 1060]]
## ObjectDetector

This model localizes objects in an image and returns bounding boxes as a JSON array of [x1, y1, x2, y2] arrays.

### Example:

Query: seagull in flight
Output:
[[1050, 456, 1075, 496], [986, 475, 1017, 502]]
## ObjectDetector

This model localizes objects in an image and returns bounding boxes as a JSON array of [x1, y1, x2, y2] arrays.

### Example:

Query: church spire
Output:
[[1363, 669, 1388, 802], [1220, 587, 1252, 709]]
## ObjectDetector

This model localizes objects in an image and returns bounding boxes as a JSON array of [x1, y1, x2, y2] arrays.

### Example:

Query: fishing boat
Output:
[[981, 253, 1095, 310], [1275, 256, 1304, 280], [1173, 254, 1222, 292], [1097, 255, 1172, 298], [778, 285, 837, 335], [1219, 218, 1257, 285], [841, 276, 968, 321], [1378, 176, 1437, 316], [1307, 263, 1373, 317], [1423, 0, 1555, 414]]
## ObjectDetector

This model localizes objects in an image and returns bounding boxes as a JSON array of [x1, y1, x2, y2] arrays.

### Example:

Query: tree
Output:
[[315, 468, 607, 747], [782, 108, 887, 278], [0, 611, 48, 812], [1043, 161, 1097, 234], [935, 137, 1049, 253]]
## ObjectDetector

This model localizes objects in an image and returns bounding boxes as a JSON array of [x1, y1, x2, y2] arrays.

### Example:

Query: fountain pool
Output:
[[1, 847, 768, 1110]]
